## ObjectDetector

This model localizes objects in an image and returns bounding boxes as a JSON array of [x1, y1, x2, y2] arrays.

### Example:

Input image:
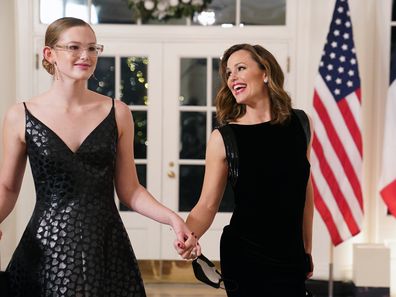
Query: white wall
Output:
[[0, 0, 17, 269]]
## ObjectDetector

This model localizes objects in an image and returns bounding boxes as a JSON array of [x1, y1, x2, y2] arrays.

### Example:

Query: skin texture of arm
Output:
[[303, 114, 315, 278], [113, 100, 196, 248], [0, 104, 27, 226], [176, 129, 228, 258]]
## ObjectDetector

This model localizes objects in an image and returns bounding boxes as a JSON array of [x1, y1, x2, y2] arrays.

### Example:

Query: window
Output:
[[40, 0, 287, 26]]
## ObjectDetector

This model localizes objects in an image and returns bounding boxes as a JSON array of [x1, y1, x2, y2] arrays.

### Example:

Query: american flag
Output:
[[311, 0, 363, 246]]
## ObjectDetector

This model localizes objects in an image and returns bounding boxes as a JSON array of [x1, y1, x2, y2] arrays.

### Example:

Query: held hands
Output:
[[174, 231, 201, 261], [170, 216, 201, 260]]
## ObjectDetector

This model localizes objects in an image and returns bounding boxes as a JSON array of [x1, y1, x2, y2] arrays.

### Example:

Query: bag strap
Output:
[[293, 109, 311, 148], [216, 125, 239, 188]]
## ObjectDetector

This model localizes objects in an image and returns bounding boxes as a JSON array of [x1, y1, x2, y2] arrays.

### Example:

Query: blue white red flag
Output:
[[379, 47, 396, 218], [311, 0, 363, 245]]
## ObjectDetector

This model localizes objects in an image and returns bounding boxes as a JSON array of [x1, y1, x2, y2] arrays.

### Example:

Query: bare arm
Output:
[[185, 129, 228, 239], [0, 104, 27, 225], [113, 101, 195, 246], [303, 113, 314, 277]]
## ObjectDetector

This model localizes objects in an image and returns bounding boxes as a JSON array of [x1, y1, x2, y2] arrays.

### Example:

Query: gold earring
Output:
[[53, 62, 59, 80]]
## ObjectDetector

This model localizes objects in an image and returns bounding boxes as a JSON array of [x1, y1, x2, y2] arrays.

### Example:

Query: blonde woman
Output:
[[0, 17, 197, 296]]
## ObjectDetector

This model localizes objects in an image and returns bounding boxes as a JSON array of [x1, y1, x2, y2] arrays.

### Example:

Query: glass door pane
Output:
[[241, 0, 286, 25], [88, 57, 115, 97], [40, 0, 89, 24], [192, 0, 236, 26], [91, 0, 134, 24]]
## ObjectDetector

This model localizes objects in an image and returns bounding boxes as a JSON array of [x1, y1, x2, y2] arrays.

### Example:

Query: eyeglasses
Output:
[[53, 43, 104, 57]]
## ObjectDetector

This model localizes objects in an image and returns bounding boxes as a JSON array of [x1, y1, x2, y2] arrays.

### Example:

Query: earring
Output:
[[53, 62, 59, 81], [264, 78, 268, 84]]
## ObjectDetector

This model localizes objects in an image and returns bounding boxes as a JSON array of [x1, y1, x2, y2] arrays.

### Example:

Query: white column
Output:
[[0, 0, 17, 269]]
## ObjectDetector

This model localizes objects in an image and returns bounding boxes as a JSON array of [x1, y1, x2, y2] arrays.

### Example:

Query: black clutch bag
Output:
[[192, 254, 223, 289], [192, 254, 238, 291]]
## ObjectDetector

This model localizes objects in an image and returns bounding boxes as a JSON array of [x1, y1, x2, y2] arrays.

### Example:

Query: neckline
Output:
[[24, 105, 114, 155], [229, 120, 271, 126]]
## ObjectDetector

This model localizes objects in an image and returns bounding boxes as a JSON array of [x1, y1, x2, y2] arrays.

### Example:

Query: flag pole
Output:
[[328, 242, 334, 297]]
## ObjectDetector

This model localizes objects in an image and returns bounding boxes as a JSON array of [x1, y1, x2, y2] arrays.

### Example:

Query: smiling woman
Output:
[[177, 43, 314, 297]]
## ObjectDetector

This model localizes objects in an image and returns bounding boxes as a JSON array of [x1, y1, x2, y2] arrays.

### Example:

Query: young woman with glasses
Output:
[[177, 44, 314, 297], [0, 17, 197, 297]]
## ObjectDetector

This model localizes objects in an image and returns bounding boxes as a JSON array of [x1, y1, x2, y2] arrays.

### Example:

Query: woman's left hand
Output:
[[171, 215, 201, 260]]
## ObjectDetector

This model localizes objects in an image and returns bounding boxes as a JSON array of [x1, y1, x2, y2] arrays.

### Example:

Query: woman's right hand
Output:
[[158, 211, 202, 260], [174, 234, 201, 260]]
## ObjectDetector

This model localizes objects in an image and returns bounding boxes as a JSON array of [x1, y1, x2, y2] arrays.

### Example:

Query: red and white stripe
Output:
[[312, 75, 363, 246]]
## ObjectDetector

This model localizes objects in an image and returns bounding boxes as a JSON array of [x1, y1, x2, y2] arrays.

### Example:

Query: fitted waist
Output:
[[229, 208, 304, 249], [222, 225, 305, 268], [34, 190, 116, 209]]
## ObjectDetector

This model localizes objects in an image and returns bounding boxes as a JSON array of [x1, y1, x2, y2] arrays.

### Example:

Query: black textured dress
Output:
[[218, 112, 310, 297], [6, 100, 146, 297]]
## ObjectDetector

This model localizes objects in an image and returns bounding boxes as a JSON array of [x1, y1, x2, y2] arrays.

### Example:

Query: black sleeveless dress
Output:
[[6, 100, 146, 297], [218, 112, 310, 297]]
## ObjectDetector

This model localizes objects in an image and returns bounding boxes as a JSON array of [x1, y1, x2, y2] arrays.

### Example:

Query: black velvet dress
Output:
[[6, 100, 146, 297], [218, 112, 310, 297]]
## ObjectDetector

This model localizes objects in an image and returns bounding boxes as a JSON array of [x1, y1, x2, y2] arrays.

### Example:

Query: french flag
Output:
[[379, 48, 396, 218]]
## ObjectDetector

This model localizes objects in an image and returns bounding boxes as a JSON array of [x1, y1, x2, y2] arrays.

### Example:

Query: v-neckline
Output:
[[25, 105, 114, 155]]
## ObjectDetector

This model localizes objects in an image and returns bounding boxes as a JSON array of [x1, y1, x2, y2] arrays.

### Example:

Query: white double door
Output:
[[35, 40, 289, 260]]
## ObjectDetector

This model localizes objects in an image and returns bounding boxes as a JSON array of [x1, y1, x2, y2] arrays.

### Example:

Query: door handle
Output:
[[167, 170, 176, 178]]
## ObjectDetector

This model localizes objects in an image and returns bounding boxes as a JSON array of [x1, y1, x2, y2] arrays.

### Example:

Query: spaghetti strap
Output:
[[112, 98, 115, 108], [22, 102, 27, 110]]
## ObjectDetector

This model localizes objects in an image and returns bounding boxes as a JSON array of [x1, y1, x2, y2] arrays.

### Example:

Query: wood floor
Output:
[[145, 283, 227, 297]]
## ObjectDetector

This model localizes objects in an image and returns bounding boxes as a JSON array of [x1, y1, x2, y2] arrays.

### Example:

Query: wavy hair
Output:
[[216, 44, 292, 125]]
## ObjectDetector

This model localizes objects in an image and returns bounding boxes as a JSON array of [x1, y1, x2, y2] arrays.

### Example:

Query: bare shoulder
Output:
[[112, 99, 133, 137], [113, 99, 131, 119], [209, 129, 224, 146], [207, 129, 226, 159], [4, 102, 25, 125], [3, 102, 26, 142]]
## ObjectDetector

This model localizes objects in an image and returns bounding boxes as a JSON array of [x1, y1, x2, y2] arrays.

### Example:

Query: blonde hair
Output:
[[42, 17, 94, 75], [216, 44, 292, 125]]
